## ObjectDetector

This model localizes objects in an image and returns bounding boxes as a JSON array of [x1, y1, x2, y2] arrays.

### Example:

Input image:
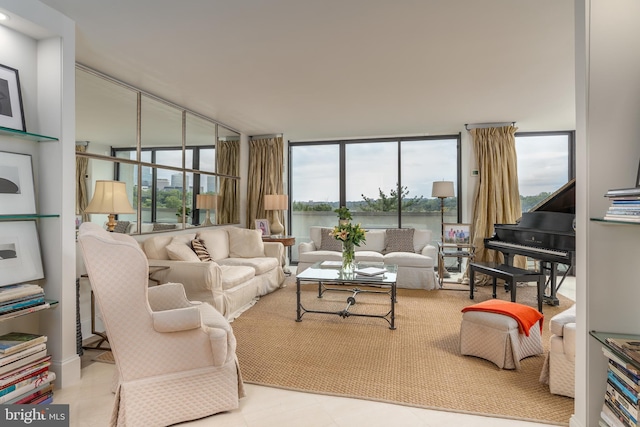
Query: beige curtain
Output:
[[469, 125, 525, 268], [247, 136, 284, 229], [75, 145, 89, 222], [216, 139, 240, 224]]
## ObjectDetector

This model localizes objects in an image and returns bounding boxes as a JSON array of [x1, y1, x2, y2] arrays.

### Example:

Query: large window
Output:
[[515, 131, 574, 212], [289, 135, 461, 262]]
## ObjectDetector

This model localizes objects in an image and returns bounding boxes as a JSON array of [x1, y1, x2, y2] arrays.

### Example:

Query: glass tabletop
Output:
[[297, 261, 398, 284]]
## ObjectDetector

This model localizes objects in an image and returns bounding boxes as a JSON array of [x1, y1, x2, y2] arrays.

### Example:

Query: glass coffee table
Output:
[[295, 261, 398, 329]]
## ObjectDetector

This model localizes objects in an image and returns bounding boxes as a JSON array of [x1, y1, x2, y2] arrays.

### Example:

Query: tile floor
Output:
[[54, 275, 576, 427]]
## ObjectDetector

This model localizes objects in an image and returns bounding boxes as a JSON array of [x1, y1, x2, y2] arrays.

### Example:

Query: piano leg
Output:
[[541, 261, 561, 306]]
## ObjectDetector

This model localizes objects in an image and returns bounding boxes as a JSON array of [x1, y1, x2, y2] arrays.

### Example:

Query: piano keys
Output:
[[484, 179, 575, 306]]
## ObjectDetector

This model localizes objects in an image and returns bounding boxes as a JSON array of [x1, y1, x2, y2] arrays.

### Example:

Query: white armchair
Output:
[[78, 223, 244, 426]]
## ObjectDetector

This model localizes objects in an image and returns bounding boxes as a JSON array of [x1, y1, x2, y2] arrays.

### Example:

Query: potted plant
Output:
[[334, 206, 352, 225]]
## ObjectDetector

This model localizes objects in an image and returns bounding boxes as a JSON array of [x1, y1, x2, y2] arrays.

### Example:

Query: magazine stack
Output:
[[599, 338, 640, 427], [0, 331, 54, 404], [604, 187, 640, 223], [0, 284, 51, 321]]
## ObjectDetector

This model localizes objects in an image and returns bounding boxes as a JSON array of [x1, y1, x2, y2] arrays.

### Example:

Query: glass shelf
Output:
[[591, 217, 640, 225], [590, 330, 640, 371], [0, 300, 58, 322], [0, 214, 59, 221], [0, 126, 58, 142]]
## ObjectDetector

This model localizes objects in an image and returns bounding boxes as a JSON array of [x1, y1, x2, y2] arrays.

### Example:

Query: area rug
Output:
[[231, 278, 575, 425], [92, 351, 115, 364]]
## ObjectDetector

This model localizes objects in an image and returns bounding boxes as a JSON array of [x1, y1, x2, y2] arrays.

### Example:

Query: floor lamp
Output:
[[264, 194, 288, 235], [432, 181, 455, 279]]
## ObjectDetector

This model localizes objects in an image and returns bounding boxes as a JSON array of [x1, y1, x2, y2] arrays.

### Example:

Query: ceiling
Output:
[[39, 0, 575, 141]]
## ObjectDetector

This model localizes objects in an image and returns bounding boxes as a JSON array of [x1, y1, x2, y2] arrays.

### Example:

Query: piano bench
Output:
[[468, 261, 545, 313]]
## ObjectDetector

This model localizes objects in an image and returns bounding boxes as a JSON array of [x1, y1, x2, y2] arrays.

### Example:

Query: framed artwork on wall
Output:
[[255, 219, 270, 236], [0, 151, 36, 215], [0, 64, 26, 132], [443, 223, 471, 245], [0, 221, 44, 287]]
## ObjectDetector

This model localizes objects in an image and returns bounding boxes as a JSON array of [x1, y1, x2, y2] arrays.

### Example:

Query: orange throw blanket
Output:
[[461, 300, 543, 337]]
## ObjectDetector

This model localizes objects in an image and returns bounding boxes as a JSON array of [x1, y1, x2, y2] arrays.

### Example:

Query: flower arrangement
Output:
[[330, 222, 366, 247]]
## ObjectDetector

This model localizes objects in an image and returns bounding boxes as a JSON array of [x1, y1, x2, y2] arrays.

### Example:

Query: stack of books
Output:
[[0, 332, 54, 404], [599, 338, 640, 427], [604, 187, 640, 223], [0, 284, 49, 320]]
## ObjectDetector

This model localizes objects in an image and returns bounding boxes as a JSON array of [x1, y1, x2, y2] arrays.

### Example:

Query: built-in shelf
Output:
[[0, 214, 60, 221], [591, 217, 640, 225], [0, 126, 58, 142], [0, 300, 58, 323]]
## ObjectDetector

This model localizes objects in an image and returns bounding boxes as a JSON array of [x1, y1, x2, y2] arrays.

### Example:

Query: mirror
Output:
[[75, 65, 241, 233]]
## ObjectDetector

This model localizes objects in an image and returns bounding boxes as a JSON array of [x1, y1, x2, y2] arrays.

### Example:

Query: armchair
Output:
[[78, 223, 244, 427], [540, 304, 576, 398]]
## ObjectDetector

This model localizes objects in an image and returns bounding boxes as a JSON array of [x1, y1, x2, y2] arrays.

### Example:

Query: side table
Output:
[[438, 242, 475, 288], [262, 235, 295, 275]]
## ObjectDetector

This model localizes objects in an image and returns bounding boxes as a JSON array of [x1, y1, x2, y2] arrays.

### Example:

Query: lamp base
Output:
[[106, 214, 117, 232], [270, 215, 284, 235], [201, 210, 213, 226]]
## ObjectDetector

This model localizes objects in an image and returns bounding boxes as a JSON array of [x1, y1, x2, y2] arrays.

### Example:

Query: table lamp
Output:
[[431, 181, 455, 244], [196, 194, 218, 226], [264, 194, 288, 235], [84, 180, 135, 232]]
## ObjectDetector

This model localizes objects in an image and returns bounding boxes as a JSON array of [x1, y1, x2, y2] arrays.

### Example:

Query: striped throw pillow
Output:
[[191, 239, 212, 262]]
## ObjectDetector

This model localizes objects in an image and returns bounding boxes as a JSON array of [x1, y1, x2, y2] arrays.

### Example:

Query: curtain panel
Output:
[[75, 145, 89, 222], [246, 136, 284, 229], [469, 125, 525, 268], [216, 139, 240, 224]]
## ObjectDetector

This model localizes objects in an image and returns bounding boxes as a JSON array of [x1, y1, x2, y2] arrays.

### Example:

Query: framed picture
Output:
[[255, 219, 270, 236], [443, 223, 471, 245], [0, 221, 44, 287], [0, 64, 26, 132], [0, 151, 36, 215]]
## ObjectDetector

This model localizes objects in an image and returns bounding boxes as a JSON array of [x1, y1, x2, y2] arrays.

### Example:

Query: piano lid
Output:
[[528, 178, 575, 214]]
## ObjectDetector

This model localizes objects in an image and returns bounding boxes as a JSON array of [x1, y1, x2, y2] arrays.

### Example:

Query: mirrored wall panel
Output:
[[75, 65, 241, 233]]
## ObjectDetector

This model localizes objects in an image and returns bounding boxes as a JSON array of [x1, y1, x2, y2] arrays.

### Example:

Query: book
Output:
[[0, 284, 44, 303], [605, 398, 636, 427], [0, 297, 46, 314], [0, 343, 47, 365], [8, 383, 53, 404], [0, 349, 47, 376], [0, 371, 55, 404], [0, 332, 47, 355], [610, 360, 640, 392], [604, 347, 640, 376], [0, 302, 50, 320], [0, 293, 45, 308], [607, 338, 640, 365], [603, 403, 629, 427], [608, 378, 639, 416], [0, 368, 49, 397], [0, 357, 51, 387], [603, 215, 640, 223], [610, 368, 640, 398], [320, 261, 342, 268], [605, 187, 640, 198], [354, 267, 386, 276]]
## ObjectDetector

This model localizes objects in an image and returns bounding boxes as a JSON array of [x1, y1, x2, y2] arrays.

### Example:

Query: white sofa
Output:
[[142, 226, 285, 320], [540, 304, 576, 398], [297, 226, 438, 290]]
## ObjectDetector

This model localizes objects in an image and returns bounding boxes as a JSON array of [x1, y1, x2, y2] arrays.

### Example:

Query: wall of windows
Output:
[[289, 135, 461, 262]]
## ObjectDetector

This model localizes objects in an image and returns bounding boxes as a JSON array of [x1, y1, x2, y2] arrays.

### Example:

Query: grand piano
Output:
[[483, 179, 575, 306]]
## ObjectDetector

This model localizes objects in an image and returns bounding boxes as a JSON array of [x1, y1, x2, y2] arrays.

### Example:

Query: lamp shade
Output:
[[85, 180, 135, 214], [431, 181, 455, 198], [196, 194, 218, 210], [264, 194, 288, 211]]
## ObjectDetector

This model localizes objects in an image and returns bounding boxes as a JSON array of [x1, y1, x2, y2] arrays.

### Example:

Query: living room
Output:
[[0, 1, 638, 426]]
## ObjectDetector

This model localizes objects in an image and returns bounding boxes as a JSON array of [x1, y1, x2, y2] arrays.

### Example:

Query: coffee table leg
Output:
[[390, 283, 396, 330], [296, 278, 302, 322]]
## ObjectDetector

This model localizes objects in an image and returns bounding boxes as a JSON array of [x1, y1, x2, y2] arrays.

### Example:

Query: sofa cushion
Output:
[[143, 233, 196, 260], [219, 265, 256, 291], [357, 229, 386, 252], [190, 239, 212, 262], [153, 223, 177, 231], [198, 228, 230, 261], [227, 227, 265, 258], [549, 304, 576, 337], [319, 228, 343, 251], [384, 228, 415, 254], [165, 238, 201, 262], [299, 250, 343, 264], [384, 251, 434, 268], [354, 251, 384, 263], [218, 257, 280, 275]]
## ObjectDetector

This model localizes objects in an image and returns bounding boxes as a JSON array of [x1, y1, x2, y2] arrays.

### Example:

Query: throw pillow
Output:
[[319, 227, 342, 251], [191, 239, 213, 262], [153, 223, 176, 231], [198, 228, 230, 260], [227, 227, 265, 258], [166, 241, 201, 262], [112, 220, 130, 234], [384, 228, 415, 254]]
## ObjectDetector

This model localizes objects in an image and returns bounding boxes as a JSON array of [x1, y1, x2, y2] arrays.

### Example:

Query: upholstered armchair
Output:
[[540, 304, 576, 398], [77, 223, 244, 427]]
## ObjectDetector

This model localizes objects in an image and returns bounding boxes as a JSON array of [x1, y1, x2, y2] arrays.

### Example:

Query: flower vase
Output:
[[342, 241, 355, 274]]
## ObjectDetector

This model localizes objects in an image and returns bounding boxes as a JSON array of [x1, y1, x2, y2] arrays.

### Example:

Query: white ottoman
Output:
[[460, 304, 544, 370]]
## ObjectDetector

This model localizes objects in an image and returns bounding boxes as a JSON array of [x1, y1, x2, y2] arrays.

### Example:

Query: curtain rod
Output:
[[250, 133, 283, 139], [464, 122, 516, 131]]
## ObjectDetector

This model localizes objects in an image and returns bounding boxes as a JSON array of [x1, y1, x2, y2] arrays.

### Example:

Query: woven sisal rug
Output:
[[231, 278, 575, 425]]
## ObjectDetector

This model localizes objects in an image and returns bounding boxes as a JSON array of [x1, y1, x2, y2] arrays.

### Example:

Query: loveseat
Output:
[[297, 226, 438, 290], [142, 226, 285, 320]]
